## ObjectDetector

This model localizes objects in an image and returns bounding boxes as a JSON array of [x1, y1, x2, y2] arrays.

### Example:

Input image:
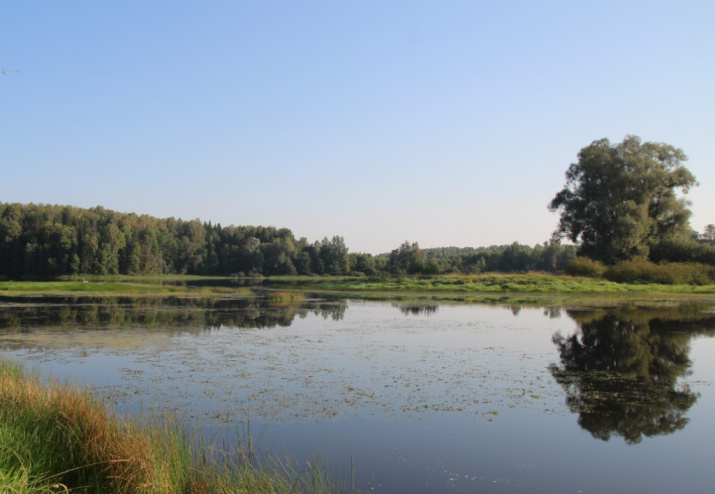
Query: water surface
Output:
[[1, 295, 714, 493]]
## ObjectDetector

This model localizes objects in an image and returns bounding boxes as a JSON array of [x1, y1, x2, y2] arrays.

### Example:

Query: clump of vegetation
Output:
[[0, 359, 351, 494], [604, 260, 713, 285], [565, 257, 607, 278], [0, 359, 164, 492]]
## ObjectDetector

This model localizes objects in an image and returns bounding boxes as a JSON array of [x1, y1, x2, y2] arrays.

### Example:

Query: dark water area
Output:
[[1, 295, 715, 493]]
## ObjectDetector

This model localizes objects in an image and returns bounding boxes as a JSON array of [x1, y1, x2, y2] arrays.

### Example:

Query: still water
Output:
[[1, 295, 714, 493]]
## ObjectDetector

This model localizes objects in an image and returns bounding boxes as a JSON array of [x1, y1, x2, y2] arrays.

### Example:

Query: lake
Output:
[[1, 293, 714, 493]]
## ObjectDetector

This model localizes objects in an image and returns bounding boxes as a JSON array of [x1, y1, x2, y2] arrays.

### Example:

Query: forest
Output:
[[4, 138, 714, 282], [0, 202, 582, 279]]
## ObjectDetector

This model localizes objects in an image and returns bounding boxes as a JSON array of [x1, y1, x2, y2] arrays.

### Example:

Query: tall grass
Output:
[[0, 359, 352, 494]]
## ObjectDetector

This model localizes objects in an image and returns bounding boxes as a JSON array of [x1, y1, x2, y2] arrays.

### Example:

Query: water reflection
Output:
[[550, 307, 715, 444], [3, 296, 715, 447], [392, 303, 439, 316], [0, 294, 347, 336], [3, 297, 715, 492]]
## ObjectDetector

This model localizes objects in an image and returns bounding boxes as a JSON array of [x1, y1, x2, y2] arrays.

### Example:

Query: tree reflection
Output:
[[550, 307, 715, 444], [0, 294, 347, 335], [393, 303, 439, 316]]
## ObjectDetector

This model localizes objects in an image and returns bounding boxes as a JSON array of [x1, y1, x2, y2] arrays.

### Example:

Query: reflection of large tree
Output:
[[551, 308, 715, 444]]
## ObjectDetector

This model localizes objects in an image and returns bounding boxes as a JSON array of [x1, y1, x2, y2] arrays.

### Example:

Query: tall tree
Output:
[[700, 224, 715, 245], [387, 241, 424, 274], [549, 136, 697, 264], [319, 236, 350, 275]]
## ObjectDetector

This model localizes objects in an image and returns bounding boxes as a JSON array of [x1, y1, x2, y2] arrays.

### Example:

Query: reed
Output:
[[0, 359, 352, 493]]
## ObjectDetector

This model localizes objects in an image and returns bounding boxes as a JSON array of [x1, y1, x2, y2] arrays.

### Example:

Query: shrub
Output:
[[604, 260, 712, 285], [650, 239, 715, 265], [565, 257, 607, 278]]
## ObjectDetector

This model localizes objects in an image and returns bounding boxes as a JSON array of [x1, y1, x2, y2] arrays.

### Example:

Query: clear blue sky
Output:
[[1, 1, 713, 254]]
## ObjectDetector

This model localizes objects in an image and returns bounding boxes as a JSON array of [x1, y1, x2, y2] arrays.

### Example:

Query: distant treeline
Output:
[[0, 202, 585, 279]]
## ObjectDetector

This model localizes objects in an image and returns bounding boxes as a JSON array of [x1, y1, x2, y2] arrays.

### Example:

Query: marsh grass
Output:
[[273, 273, 715, 296], [0, 280, 255, 298], [4, 273, 715, 307], [0, 359, 352, 494]]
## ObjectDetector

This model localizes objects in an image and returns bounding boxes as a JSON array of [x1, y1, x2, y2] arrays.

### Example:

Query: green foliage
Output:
[[386, 241, 424, 274], [10, 200, 705, 284], [604, 260, 713, 285], [425, 242, 577, 274], [0, 202, 356, 279], [700, 224, 715, 244], [319, 236, 350, 275], [549, 136, 697, 264], [349, 252, 378, 276], [565, 257, 607, 277], [649, 238, 715, 265]]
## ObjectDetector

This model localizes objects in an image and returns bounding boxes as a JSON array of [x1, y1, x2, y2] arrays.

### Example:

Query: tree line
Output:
[[0, 202, 579, 279], [3, 136, 714, 280]]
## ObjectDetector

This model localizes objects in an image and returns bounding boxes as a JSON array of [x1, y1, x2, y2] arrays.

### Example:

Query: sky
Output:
[[1, 1, 713, 254]]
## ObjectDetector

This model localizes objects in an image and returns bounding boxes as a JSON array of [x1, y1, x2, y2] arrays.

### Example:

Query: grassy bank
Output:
[[273, 273, 715, 295], [266, 273, 715, 308], [0, 280, 254, 298], [0, 359, 350, 494], [2, 273, 715, 305]]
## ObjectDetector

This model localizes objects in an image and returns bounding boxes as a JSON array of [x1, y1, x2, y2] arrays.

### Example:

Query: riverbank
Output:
[[273, 273, 715, 294], [0, 358, 350, 493], [2, 273, 715, 307], [0, 278, 254, 298]]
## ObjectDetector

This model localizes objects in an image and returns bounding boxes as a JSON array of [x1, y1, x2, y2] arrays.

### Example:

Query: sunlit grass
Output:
[[267, 273, 715, 308], [274, 273, 715, 295], [0, 280, 255, 298], [3, 273, 715, 306]]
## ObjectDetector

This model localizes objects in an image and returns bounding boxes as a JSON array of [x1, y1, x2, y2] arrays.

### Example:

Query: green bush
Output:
[[604, 260, 712, 285], [565, 257, 607, 278], [650, 239, 715, 265]]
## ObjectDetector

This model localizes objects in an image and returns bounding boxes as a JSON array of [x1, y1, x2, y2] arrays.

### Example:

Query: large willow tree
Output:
[[549, 136, 697, 264]]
